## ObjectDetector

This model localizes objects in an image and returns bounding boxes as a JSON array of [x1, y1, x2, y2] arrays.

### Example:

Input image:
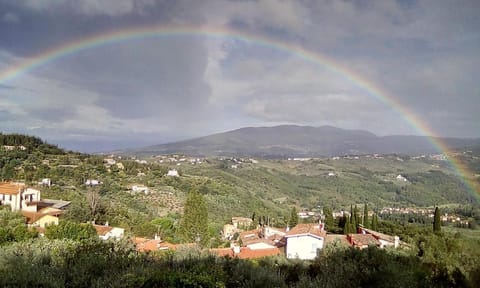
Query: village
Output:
[[1, 179, 409, 261]]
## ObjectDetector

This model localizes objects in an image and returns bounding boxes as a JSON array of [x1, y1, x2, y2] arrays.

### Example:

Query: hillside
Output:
[[128, 125, 480, 157], [1, 133, 479, 238]]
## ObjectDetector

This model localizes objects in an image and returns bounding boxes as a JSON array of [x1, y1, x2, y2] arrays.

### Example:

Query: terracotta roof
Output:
[[134, 237, 180, 252], [93, 224, 114, 236], [285, 223, 326, 239], [210, 247, 281, 259], [0, 182, 25, 195], [21, 211, 58, 224], [348, 234, 380, 247], [325, 234, 350, 246], [359, 228, 396, 242]]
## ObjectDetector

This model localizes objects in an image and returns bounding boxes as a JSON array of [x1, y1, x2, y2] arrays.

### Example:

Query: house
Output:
[[134, 237, 194, 252], [93, 224, 125, 240], [396, 174, 408, 182], [348, 234, 380, 249], [85, 179, 101, 186], [222, 223, 237, 240], [132, 185, 149, 194], [166, 169, 179, 177], [325, 234, 350, 247], [104, 158, 116, 165], [0, 182, 41, 212], [285, 223, 326, 260], [358, 227, 400, 248], [232, 217, 253, 229], [210, 246, 281, 259], [39, 178, 51, 187], [22, 211, 59, 228]]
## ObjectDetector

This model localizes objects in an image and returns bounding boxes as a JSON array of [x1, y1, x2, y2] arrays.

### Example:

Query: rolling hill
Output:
[[128, 125, 480, 157]]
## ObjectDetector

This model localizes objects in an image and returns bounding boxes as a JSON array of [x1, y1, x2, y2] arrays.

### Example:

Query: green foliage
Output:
[[323, 206, 334, 231], [363, 203, 369, 228], [179, 190, 209, 246], [434, 207, 442, 233], [288, 206, 299, 228], [45, 221, 97, 241], [0, 208, 38, 245]]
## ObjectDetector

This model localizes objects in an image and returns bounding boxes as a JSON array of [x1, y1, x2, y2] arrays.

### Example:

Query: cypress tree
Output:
[[179, 189, 209, 246], [371, 214, 379, 231], [323, 206, 334, 231], [288, 207, 299, 228], [363, 204, 369, 228], [343, 216, 350, 234], [433, 207, 441, 233]]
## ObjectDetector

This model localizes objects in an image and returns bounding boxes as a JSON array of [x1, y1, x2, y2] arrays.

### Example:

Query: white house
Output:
[[285, 223, 326, 260], [358, 227, 400, 248], [39, 178, 51, 187], [85, 179, 101, 186], [132, 185, 149, 195], [396, 174, 407, 182], [0, 182, 41, 212], [166, 169, 179, 177], [93, 223, 125, 240]]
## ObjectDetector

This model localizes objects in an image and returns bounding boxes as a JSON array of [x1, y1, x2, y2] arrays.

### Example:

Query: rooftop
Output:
[[0, 182, 25, 195], [285, 223, 326, 239]]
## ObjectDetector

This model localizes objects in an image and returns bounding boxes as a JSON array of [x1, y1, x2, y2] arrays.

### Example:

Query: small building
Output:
[[232, 217, 253, 229], [358, 227, 400, 248], [285, 223, 326, 260], [0, 182, 41, 212], [210, 246, 281, 259], [85, 179, 101, 186], [166, 169, 179, 177], [396, 174, 407, 182], [93, 224, 125, 240], [132, 185, 149, 194], [348, 234, 380, 249]]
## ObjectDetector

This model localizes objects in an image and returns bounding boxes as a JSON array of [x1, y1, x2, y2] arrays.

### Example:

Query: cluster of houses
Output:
[[133, 215, 402, 261], [0, 181, 125, 240], [1, 145, 27, 151]]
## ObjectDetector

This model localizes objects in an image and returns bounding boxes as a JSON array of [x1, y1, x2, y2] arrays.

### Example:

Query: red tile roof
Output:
[[93, 225, 114, 236], [348, 234, 380, 247], [286, 223, 326, 239], [0, 182, 25, 195], [210, 247, 281, 259]]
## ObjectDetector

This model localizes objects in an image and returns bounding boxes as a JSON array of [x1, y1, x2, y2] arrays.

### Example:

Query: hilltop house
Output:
[[358, 227, 400, 248], [22, 207, 62, 229], [285, 223, 326, 260], [0, 182, 41, 212], [93, 223, 125, 240]]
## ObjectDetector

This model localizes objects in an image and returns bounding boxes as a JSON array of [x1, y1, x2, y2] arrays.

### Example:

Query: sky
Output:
[[0, 0, 479, 152]]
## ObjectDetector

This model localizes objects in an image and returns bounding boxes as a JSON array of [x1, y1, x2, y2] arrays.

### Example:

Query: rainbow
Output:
[[0, 24, 478, 197]]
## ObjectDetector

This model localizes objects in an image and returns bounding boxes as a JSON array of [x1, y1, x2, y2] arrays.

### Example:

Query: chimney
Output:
[[286, 226, 290, 232], [105, 221, 109, 227], [394, 236, 399, 248], [154, 234, 161, 241], [233, 245, 240, 254]]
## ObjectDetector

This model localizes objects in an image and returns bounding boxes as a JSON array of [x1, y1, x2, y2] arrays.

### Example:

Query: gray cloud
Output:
[[0, 0, 478, 151]]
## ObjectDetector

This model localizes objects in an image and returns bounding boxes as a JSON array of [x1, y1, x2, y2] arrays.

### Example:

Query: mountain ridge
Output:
[[126, 125, 480, 157]]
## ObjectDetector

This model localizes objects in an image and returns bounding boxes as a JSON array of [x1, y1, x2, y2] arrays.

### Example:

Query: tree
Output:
[[433, 206, 441, 233], [323, 206, 334, 231], [86, 187, 100, 222], [179, 189, 209, 246], [371, 214, 379, 231], [288, 207, 298, 228], [45, 221, 97, 240], [363, 204, 369, 228]]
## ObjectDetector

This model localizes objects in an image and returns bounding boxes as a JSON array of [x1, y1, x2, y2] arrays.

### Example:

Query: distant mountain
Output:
[[128, 125, 480, 157]]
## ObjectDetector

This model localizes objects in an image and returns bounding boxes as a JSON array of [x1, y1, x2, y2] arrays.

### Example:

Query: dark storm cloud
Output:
[[0, 0, 478, 151]]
